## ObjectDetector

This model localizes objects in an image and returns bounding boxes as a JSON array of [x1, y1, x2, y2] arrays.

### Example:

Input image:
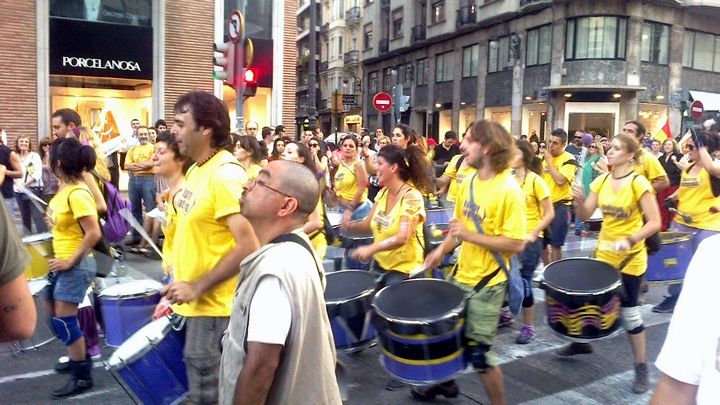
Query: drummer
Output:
[[655, 127, 720, 313], [436, 124, 476, 214], [46, 137, 102, 398], [570, 134, 661, 394], [422, 121, 526, 403], [331, 135, 370, 221]]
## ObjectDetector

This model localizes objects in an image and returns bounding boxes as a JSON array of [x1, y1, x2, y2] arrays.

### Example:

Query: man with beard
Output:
[[125, 126, 156, 246], [421, 120, 526, 404]]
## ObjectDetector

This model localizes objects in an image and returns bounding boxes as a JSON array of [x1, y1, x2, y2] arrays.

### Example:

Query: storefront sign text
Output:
[[62, 57, 142, 72]]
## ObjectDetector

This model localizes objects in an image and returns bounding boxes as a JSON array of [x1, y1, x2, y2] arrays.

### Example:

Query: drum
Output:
[[426, 223, 449, 250], [426, 208, 451, 227], [585, 209, 603, 232], [542, 258, 622, 342], [339, 229, 374, 270], [325, 270, 377, 352], [99, 279, 163, 346], [107, 316, 187, 405], [646, 232, 692, 283], [372, 279, 467, 385], [15, 279, 55, 351], [22, 232, 53, 279]]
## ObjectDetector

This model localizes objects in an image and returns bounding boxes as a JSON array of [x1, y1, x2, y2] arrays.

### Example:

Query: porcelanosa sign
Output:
[[50, 18, 152, 80]]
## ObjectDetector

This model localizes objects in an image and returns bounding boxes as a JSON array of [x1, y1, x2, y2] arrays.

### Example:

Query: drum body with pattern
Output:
[[542, 258, 622, 342], [372, 279, 467, 385], [324, 270, 378, 352], [646, 232, 692, 283], [339, 229, 374, 270], [22, 232, 53, 279], [99, 280, 163, 346]]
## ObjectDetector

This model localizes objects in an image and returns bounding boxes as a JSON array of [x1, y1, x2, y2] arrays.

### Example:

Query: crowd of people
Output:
[[1, 90, 719, 404]]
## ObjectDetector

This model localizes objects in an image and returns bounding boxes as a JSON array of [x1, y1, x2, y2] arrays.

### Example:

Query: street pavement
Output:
[[1, 230, 674, 404]]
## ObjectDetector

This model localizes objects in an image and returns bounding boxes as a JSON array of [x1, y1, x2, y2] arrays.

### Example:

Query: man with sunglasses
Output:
[[219, 160, 342, 405]]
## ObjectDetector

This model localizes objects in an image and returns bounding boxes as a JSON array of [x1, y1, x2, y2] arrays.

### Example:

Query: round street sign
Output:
[[373, 92, 393, 113], [690, 100, 704, 120], [229, 10, 243, 43]]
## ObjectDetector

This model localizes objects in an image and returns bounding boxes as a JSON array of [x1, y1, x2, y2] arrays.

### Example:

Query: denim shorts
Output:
[[48, 256, 96, 304], [548, 203, 570, 247], [518, 239, 543, 280]]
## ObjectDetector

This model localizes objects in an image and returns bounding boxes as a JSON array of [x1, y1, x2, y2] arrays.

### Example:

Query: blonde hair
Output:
[[77, 126, 110, 181], [613, 133, 642, 161]]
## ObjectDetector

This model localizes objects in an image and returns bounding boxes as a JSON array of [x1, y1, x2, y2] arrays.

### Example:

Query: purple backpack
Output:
[[92, 172, 132, 243]]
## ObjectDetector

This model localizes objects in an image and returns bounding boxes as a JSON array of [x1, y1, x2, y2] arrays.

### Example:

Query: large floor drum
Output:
[[372, 279, 466, 385], [543, 258, 622, 342], [324, 270, 378, 352]]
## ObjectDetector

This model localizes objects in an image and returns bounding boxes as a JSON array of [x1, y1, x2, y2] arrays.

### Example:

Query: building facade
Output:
[[361, 0, 720, 141], [296, 0, 322, 134]]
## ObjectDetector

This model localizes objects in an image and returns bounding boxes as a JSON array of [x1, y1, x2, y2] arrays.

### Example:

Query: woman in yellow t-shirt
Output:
[[571, 134, 661, 394], [46, 137, 102, 398], [283, 142, 329, 259], [334, 135, 370, 223], [341, 144, 432, 286], [153, 131, 193, 283], [513, 140, 555, 345], [234, 135, 264, 182], [655, 127, 720, 312]]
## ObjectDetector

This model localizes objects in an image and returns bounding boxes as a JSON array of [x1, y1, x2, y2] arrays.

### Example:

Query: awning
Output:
[[689, 90, 720, 111], [543, 84, 647, 92]]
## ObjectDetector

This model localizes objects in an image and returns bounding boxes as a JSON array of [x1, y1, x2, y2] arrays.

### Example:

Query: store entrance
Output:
[[564, 102, 619, 137]]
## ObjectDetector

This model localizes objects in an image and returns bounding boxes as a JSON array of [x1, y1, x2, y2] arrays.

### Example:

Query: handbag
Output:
[[467, 173, 527, 315]]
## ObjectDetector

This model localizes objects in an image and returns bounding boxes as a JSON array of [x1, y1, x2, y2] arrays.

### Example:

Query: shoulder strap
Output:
[[66, 187, 95, 215], [270, 233, 323, 283], [455, 155, 465, 171]]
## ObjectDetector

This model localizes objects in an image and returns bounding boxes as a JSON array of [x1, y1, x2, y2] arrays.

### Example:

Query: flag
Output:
[[655, 119, 672, 140]]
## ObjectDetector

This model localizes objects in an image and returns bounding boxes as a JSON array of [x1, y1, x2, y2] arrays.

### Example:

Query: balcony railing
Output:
[[345, 6, 361, 23], [320, 23, 329, 37], [379, 38, 389, 53], [344, 50, 360, 65], [456, 5, 477, 28], [320, 61, 329, 72], [411, 25, 426, 42]]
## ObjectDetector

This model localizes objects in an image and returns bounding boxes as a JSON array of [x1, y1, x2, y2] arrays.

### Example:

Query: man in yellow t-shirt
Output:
[[125, 126, 157, 244], [162, 91, 259, 405], [422, 121, 526, 403], [437, 154, 476, 212], [541, 128, 578, 263], [622, 120, 669, 192]]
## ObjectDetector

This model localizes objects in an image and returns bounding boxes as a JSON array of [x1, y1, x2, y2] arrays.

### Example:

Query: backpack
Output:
[[90, 171, 132, 243]]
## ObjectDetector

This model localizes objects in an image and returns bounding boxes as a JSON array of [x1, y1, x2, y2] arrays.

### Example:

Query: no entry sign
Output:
[[690, 100, 704, 120], [373, 92, 393, 113]]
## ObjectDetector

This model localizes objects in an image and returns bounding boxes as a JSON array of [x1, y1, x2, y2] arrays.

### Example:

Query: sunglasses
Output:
[[539, 144, 546, 148], [309, 143, 319, 147], [589, 145, 598, 149]]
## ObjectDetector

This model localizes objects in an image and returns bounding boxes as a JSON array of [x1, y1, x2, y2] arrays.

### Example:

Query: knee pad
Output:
[[522, 293, 534, 308], [51, 316, 82, 346], [621, 307, 644, 335], [465, 342, 491, 372]]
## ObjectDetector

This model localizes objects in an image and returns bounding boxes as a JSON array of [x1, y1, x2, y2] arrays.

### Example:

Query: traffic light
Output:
[[241, 67, 257, 98], [213, 41, 235, 88], [394, 84, 410, 115]]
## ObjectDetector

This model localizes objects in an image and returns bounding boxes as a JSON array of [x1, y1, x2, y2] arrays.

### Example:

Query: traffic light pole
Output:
[[236, 44, 245, 134]]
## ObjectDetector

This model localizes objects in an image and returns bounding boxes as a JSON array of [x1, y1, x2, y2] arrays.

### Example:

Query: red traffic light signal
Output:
[[243, 68, 257, 84]]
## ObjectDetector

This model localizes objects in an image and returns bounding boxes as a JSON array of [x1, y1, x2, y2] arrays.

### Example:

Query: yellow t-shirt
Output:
[[634, 148, 667, 183], [443, 154, 476, 203], [48, 184, 98, 260], [454, 170, 526, 287], [677, 163, 720, 231], [541, 151, 577, 204], [370, 187, 426, 273], [517, 171, 551, 238], [172, 150, 248, 317], [590, 173, 653, 276], [161, 190, 179, 276], [308, 198, 328, 260], [334, 161, 367, 202], [126, 143, 156, 175], [243, 163, 262, 182]]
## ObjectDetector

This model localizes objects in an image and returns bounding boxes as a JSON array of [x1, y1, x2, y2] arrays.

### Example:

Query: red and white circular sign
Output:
[[690, 100, 704, 120], [372, 92, 393, 113]]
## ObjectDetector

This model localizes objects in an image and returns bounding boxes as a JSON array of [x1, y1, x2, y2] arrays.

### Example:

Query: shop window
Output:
[[435, 52, 453, 82], [392, 8, 403, 38], [462, 44, 479, 77], [364, 23, 373, 50], [565, 16, 627, 60], [431, 1, 445, 24], [526, 25, 552, 66], [488, 36, 510, 73], [51, 0, 152, 26], [683, 30, 720, 72], [416, 58, 429, 85], [641, 22, 669, 65]]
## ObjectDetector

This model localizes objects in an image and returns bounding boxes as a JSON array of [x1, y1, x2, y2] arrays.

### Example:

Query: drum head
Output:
[[373, 279, 465, 320], [108, 316, 170, 368], [544, 258, 620, 293], [22, 232, 53, 244], [325, 270, 376, 302], [100, 279, 163, 299], [28, 279, 48, 296], [660, 231, 691, 243], [339, 229, 374, 241]]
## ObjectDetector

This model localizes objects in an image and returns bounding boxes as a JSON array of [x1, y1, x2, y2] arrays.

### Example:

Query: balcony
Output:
[[345, 6, 361, 24], [379, 38, 389, 53], [380, 0, 390, 9], [320, 61, 329, 72], [344, 50, 360, 65], [411, 25, 426, 42], [456, 5, 477, 28], [320, 23, 329, 38]]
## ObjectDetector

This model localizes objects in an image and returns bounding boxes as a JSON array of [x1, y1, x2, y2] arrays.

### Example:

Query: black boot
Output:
[[51, 360, 93, 398]]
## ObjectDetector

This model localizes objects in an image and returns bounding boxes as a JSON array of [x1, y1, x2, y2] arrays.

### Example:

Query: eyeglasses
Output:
[[589, 145, 598, 149], [309, 143, 319, 147], [539, 144, 546, 148], [247, 178, 293, 198]]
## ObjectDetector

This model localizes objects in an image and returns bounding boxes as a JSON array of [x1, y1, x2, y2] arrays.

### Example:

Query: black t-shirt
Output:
[[0, 145, 15, 199], [433, 144, 461, 165], [659, 152, 684, 187]]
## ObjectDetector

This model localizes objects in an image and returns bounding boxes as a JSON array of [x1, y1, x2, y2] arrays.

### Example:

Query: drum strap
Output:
[[270, 233, 324, 283]]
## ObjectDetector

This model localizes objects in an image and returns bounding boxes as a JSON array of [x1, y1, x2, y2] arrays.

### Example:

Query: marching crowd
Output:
[[1, 89, 719, 404]]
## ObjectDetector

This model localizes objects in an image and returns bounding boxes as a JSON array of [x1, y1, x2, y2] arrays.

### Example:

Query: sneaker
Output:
[[632, 363, 649, 394], [385, 378, 405, 390], [533, 268, 545, 283], [516, 325, 536, 344], [87, 345, 102, 360], [410, 380, 459, 400], [652, 296, 678, 313], [557, 342, 594, 356], [498, 307, 514, 328], [574, 228, 582, 236]]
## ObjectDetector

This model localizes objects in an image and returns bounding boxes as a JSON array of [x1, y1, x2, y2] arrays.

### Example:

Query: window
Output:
[[683, 30, 720, 72], [335, 0, 344, 20], [363, 23, 373, 50], [393, 8, 402, 38], [338, 36, 343, 57], [416, 58, 429, 85], [462, 44, 479, 77], [368, 71, 378, 93], [435, 52, 453, 82], [488, 36, 510, 73], [383, 67, 394, 91], [565, 16, 627, 60], [526, 25, 552, 66], [431, 1, 444, 24], [398, 63, 413, 87], [641, 22, 669, 64]]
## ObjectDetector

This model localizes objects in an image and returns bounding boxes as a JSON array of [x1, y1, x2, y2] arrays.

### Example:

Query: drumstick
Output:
[[119, 208, 165, 260], [669, 208, 693, 224], [408, 265, 428, 279]]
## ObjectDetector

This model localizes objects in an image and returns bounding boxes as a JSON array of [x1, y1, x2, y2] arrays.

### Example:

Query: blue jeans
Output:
[[15, 190, 48, 234], [518, 239, 543, 307], [128, 175, 156, 238], [667, 222, 719, 298], [549, 203, 570, 247]]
